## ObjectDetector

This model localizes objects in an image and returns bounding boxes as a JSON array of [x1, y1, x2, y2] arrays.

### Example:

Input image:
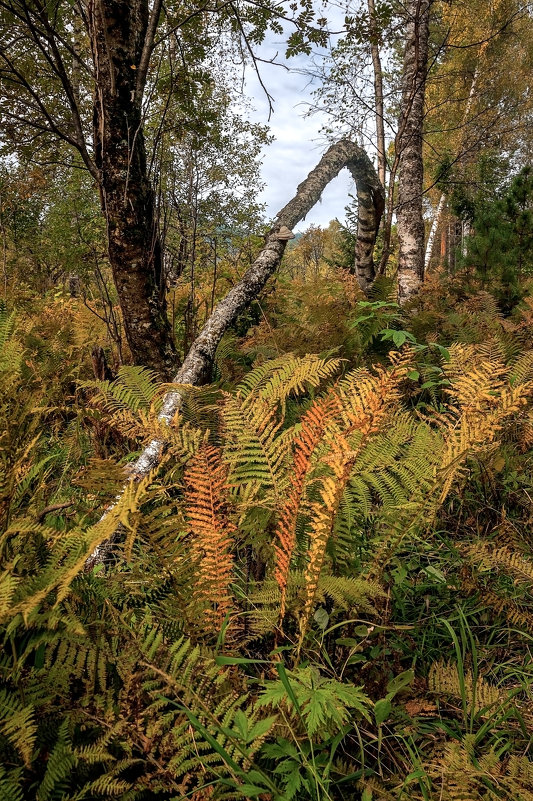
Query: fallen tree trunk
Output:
[[85, 139, 382, 569]]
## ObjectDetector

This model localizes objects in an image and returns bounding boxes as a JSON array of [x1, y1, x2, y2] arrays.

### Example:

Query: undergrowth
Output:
[[2, 278, 533, 800]]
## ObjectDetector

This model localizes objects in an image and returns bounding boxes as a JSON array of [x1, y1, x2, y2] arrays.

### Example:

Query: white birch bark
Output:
[[396, 0, 433, 304], [367, 0, 386, 189], [424, 193, 445, 271], [424, 51, 485, 271]]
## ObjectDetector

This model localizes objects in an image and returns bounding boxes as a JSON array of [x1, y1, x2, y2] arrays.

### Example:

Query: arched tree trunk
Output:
[[85, 138, 383, 568], [396, 0, 433, 304], [352, 153, 386, 292]]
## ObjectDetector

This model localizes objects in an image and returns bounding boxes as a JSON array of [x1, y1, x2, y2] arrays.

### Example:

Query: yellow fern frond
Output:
[[429, 661, 501, 715]]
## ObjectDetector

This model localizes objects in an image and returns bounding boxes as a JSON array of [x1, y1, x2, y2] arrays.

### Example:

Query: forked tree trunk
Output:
[[87, 0, 176, 377], [396, 0, 432, 304], [85, 139, 383, 569]]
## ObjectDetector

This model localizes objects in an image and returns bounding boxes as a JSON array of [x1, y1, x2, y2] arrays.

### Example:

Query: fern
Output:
[[185, 445, 235, 633], [274, 395, 338, 623], [236, 353, 341, 408], [428, 661, 502, 716], [85, 365, 161, 413], [0, 302, 22, 378], [223, 393, 291, 503], [0, 687, 37, 767]]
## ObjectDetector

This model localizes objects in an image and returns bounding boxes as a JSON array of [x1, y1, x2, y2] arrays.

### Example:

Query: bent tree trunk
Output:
[[352, 150, 385, 292], [88, 0, 176, 377], [396, 0, 432, 304], [86, 138, 383, 568]]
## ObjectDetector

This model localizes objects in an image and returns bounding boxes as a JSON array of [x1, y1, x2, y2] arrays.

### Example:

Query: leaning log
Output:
[[85, 139, 382, 569]]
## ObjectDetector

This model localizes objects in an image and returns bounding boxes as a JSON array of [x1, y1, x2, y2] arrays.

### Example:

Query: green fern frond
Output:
[[0, 303, 22, 377], [0, 687, 37, 767], [237, 354, 341, 407], [85, 365, 161, 412], [223, 394, 291, 502]]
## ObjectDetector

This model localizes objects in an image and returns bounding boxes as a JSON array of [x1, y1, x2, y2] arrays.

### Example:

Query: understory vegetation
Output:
[[2, 0, 533, 797], [3, 262, 533, 800]]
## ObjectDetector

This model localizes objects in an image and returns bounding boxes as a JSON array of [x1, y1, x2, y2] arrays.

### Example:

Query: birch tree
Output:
[[396, 0, 433, 303]]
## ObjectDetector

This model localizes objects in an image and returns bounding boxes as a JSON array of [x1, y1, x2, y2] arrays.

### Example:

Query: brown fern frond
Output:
[[461, 541, 533, 585], [185, 445, 235, 634], [461, 570, 533, 633], [429, 661, 501, 715]]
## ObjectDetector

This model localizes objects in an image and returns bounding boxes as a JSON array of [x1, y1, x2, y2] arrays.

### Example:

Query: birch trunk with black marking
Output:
[[367, 0, 386, 189], [396, 0, 432, 304], [0, 0, 174, 375], [352, 153, 386, 292], [85, 139, 383, 569]]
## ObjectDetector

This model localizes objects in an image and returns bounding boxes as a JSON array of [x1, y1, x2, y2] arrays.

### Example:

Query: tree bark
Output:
[[367, 0, 386, 189], [85, 139, 383, 568], [424, 192, 445, 271], [396, 0, 433, 304], [424, 44, 487, 271], [352, 150, 386, 292], [87, 0, 176, 377]]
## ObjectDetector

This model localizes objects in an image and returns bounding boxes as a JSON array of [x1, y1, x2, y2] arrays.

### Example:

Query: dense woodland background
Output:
[[2, 0, 533, 799]]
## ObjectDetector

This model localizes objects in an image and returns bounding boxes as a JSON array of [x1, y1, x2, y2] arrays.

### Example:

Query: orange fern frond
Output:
[[298, 365, 404, 644], [274, 395, 338, 624], [185, 444, 235, 634], [337, 362, 404, 440]]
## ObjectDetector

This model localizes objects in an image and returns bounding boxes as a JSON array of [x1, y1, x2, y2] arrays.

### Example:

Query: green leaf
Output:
[[215, 655, 267, 666], [354, 625, 371, 637], [393, 330, 408, 347], [238, 784, 268, 796], [314, 607, 329, 629], [233, 709, 248, 739], [386, 669, 415, 696], [248, 715, 277, 742], [374, 698, 391, 725], [423, 565, 446, 583], [335, 637, 360, 646], [407, 370, 420, 381]]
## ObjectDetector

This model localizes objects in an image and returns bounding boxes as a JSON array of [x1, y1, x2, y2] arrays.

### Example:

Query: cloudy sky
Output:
[[244, 31, 355, 231]]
